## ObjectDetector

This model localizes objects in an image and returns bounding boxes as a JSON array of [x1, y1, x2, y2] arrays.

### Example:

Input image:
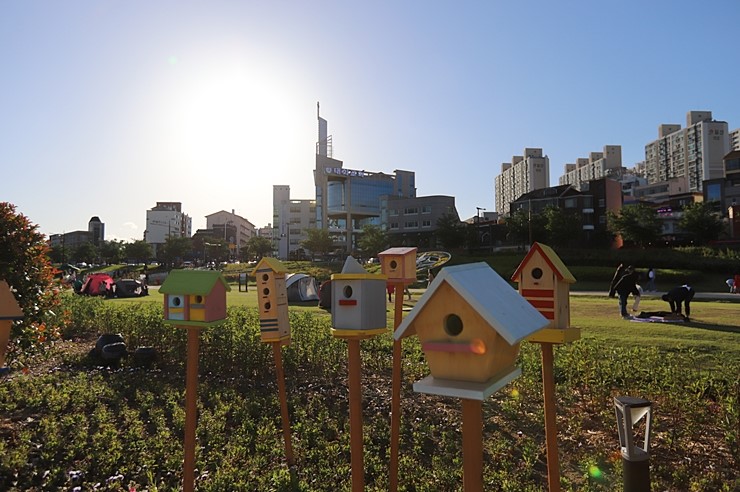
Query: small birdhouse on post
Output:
[[331, 256, 387, 339], [161, 270, 230, 327], [252, 257, 290, 344], [511, 242, 579, 344], [395, 262, 548, 399], [0, 280, 24, 368], [379, 247, 418, 284]]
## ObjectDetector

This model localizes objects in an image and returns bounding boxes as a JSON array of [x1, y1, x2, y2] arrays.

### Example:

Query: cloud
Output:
[[123, 222, 138, 230]]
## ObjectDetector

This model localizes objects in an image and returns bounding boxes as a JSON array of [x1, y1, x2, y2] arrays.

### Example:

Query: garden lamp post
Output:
[[614, 396, 653, 492]]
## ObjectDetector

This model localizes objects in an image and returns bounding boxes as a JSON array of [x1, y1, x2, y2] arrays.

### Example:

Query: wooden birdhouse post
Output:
[[160, 270, 230, 492], [252, 257, 294, 465], [378, 246, 417, 492], [395, 263, 548, 491], [512, 242, 578, 492], [0, 280, 24, 370], [331, 256, 388, 492]]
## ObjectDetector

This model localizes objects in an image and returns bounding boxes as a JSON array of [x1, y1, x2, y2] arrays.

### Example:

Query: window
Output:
[[389, 209, 398, 216], [389, 222, 399, 230], [564, 198, 577, 208], [422, 220, 432, 228], [404, 207, 418, 215], [422, 205, 432, 214], [598, 199, 605, 207], [405, 221, 419, 228]]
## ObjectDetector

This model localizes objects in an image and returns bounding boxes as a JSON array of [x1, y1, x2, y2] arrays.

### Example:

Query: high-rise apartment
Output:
[[145, 202, 192, 257], [730, 128, 740, 151], [559, 145, 622, 190], [644, 111, 730, 192], [273, 186, 316, 260], [494, 148, 550, 217]]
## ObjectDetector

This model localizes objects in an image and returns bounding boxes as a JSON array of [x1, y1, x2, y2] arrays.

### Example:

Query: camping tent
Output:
[[286, 273, 320, 302], [114, 279, 149, 298], [79, 273, 115, 297]]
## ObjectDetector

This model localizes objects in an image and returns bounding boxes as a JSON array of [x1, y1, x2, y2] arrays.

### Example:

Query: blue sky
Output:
[[3, 1, 739, 242]]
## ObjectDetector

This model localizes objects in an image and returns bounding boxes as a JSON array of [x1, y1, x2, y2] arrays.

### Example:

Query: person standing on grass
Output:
[[608, 263, 627, 298], [662, 285, 695, 319], [612, 266, 640, 319], [647, 268, 656, 292]]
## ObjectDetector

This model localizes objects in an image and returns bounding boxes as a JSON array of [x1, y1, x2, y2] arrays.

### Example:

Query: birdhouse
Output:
[[378, 247, 418, 284], [160, 270, 230, 327], [0, 280, 24, 368], [511, 242, 579, 344], [331, 256, 387, 338], [252, 257, 290, 344], [394, 263, 548, 398]]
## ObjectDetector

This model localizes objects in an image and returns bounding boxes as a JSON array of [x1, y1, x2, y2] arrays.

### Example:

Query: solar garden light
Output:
[[614, 396, 653, 492]]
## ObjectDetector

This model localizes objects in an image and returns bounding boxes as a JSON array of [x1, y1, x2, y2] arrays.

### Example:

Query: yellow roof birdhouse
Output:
[[511, 242, 579, 344], [395, 262, 548, 399]]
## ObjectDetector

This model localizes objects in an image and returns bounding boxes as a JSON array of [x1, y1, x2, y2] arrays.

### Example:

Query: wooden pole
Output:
[[389, 282, 405, 492], [347, 338, 364, 492], [272, 342, 295, 466], [541, 343, 561, 492], [461, 398, 483, 492], [0, 321, 11, 367], [183, 327, 200, 492]]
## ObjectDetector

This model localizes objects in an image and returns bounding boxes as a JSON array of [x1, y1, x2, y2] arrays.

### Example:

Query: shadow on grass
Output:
[[683, 320, 740, 334]]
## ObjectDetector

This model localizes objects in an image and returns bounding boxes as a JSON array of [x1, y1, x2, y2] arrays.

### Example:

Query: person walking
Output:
[[612, 266, 640, 319], [661, 285, 695, 319]]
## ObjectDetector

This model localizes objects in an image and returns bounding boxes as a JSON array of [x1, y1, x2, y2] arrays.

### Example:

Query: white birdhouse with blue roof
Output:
[[331, 256, 387, 338], [394, 262, 548, 399]]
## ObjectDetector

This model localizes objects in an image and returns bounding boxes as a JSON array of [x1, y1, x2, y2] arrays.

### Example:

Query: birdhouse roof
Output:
[[378, 247, 417, 257], [511, 242, 576, 284], [160, 270, 231, 295], [252, 257, 288, 275], [333, 256, 386, 281], [395, 262, 548, 345], [0, 280, 24, 320]]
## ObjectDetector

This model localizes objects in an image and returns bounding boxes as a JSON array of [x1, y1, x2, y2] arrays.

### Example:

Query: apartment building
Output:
[[559, 145, 622, 190], [495, 148, 550, 217], [381, 195, 459, 250], [644, 111, 730, 192], [273, 185, 316, 260], [730, 128, 740, 151]]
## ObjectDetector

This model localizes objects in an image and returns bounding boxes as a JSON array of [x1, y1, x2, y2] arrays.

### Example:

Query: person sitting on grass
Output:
[[661, 285, 695, 319]]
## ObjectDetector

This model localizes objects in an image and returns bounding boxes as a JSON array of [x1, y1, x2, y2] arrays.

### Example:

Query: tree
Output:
[[72, 242, 98, 264], [357, 224, 389, 259], [505, 209, 548, 247], [435, 214, 467, 250], [300, 228, 334, 260], [607, 203, 661, 247], [244, 236, 273, 261], [162, 236, 192, 267], [543, 206, 582, 248], [123, 240, 153, 264], [99, 240, 124, 265], [678, 201, 725, 245], [48, 244, 69, 264], [0, 202, 64, 356]]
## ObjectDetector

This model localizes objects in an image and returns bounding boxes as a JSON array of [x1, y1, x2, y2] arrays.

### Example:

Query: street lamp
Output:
[[614, 396, 653, 492]]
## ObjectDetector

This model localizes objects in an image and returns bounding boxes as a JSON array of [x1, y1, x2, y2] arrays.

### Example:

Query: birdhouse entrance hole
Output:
[[444, 314, 463, 336], [343, 285, 353, 298]]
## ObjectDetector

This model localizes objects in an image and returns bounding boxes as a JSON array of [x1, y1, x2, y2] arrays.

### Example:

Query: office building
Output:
[[381, 195, 459, 249], [730, 128, 740, 152], [145, 202, 192, 257], [495, 148, 550, 217], [644, 111, 730, 192], [205, 210, 256, 260], [313, 105, 415, 252]]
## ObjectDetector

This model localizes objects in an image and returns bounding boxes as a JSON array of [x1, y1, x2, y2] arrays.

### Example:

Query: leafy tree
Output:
[[99, 240, 124, 265], [243, 236, 273, 261], [435, 213, 467, 250], [505, 209, 548, 247], [123, 240, 153, 264], [607, 203, 661, 247], [0, 202, 64, 358], [300, 228, 334, 259], [543, 206, 582, 248], [678, 201, 725, 245], [48, 244, 69, 264], [162, 236, 192, 267], [72, 242, 98, 264], [357, 224, 389, 259]]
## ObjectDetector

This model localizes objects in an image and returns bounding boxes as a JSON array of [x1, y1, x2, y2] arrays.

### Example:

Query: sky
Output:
[[3, 1, 740, 242]]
